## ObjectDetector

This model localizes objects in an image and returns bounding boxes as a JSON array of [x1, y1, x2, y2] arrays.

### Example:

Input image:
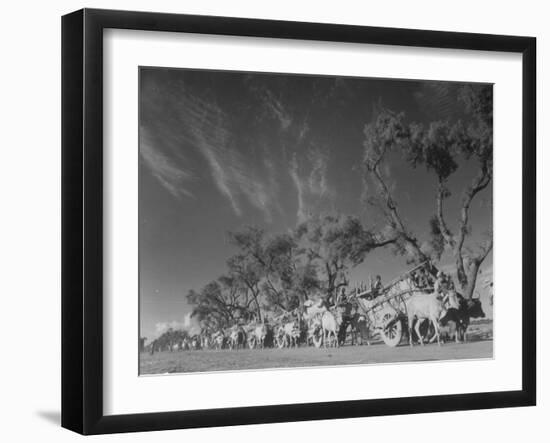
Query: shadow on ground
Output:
[[36, 410, 60, 426]]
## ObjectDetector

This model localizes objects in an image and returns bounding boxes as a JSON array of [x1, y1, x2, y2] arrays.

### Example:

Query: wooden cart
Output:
[[351, 262, 437, 347]]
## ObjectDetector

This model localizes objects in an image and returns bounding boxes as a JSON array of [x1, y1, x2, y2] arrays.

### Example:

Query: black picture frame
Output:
[[61, 8, 536, 435]]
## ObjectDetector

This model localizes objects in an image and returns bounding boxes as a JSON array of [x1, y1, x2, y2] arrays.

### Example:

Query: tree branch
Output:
[[455, 166, 492, 286], [371, 165, 427, 262], [371, 236, 398, 248], [436, 179, 455, 247], [476, 236, 493, 264]]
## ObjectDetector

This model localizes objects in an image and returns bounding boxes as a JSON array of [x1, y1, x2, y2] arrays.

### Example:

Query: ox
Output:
[[307, 315, 323, 346], [320, 310, 339, 348], [277, 320, 301, 348], [274, 324, 286, 348], [211, 331, 225, 350], [228, 326, 247, 350], [190, 335, 201, 350], [253, 323, 270, 349], [405, 292, 446, 346], [303, 299, 329, 320], [246, 323, 270, 349], [181, 337, 190, 351], [200, 333, 211, 350], [440, 294, 485, 342]]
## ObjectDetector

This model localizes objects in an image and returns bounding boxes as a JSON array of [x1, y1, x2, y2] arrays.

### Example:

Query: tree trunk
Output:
[[462, 259, 482, 300], [253, 293, 262, 322], [325, 263, 336, 304], [436, 180, 454, 247], [455, 253, 468, 289], [456, 236, 492, 299]]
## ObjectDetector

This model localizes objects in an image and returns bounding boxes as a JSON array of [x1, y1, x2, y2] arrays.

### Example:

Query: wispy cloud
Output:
[[176, 90, 276, 222], [140, 128, 195, 199], [289, 154, 307, 223], [262, 151, 283, 215], [262, 89, 292, 130], [192, 125, 242, 215], [249, 83, 292, 131], [308, 149, 330, 197], [290, 149, 335, 223], [297, 118, 310, 142], [414, 82, 458, 120]]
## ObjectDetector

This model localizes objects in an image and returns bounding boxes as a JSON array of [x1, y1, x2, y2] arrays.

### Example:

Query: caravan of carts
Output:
[[266, 260, 448, 349], [148, 261, 475, 353]]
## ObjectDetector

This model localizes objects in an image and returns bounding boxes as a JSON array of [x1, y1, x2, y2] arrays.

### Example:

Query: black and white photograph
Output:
[[1, 0, 544, 439], [139, 68, 494, 375]]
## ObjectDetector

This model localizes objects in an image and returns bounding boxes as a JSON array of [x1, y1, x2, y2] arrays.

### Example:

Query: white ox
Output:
[[181, 337, 190, 351], [425, 289, 460, 344], [228, 326, 247, 350], [320, 311, 339, 348], [307, 315, 323, 346], [303, 298, 339, 347], [200, 332, 211, 350], [211, 331, 225, 350], [248, 323, 269, 349], [303, 299, 328, 321], [405, 292, 447, 346], [190, 335, 201, 350], [277, 320, 300, 348], [442, 289, 460, 310]]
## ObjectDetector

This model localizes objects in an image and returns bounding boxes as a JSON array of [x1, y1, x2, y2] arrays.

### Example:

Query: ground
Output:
[[140, 334, 493, 375]]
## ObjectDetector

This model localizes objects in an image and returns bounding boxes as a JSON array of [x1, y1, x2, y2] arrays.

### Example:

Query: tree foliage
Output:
[[294, 214, 387, 303], [187, 214, 389, 322], [362, 84, 493, 298]]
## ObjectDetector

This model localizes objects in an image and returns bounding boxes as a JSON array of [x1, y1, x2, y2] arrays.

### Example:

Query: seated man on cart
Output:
[[358, 275, 384, 301], [371, 275, 384, 299], [417, 267, 432, 289], [433, 271, 445, 297]]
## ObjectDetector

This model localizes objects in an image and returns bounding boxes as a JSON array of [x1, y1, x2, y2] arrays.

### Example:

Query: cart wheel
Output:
[[381, 313, 402, 347]]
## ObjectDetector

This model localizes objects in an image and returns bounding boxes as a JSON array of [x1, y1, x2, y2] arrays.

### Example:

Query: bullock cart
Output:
[[351, 262, 437, 347]]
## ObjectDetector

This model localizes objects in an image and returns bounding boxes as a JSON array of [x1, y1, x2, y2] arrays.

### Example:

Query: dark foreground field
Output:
[[140, 338, 493, 375]]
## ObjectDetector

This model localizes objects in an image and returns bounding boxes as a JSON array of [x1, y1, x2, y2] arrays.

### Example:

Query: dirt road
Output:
[[139, 340, 493, 375]]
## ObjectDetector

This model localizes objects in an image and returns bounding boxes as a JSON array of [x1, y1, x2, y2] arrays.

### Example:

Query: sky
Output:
[[139, 67, 493, 340]]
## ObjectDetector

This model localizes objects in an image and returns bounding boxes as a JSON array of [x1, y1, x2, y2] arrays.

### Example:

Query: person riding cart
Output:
[[371, 275, 383, 299], [356, 275, 384, 301], [433, 271, 445, 297]]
